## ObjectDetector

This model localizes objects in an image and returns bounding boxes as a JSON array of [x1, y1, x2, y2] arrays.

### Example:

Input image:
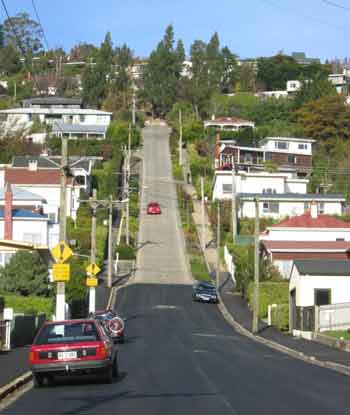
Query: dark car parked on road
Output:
[[29, 319, 118, 387], [192, 281, 219, 303]]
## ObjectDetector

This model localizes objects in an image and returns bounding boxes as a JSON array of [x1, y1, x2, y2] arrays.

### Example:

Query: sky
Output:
[[2, 0, 350, 61]]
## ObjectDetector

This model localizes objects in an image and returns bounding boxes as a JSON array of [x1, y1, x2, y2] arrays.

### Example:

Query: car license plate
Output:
[[57, 351, 77, 360]]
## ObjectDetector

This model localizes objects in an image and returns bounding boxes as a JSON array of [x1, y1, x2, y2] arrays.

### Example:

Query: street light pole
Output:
[[56, 135, 68, 321], [216, 201, 221, 290], [232, 166, 237, 243], [201, 177, 205, 252]]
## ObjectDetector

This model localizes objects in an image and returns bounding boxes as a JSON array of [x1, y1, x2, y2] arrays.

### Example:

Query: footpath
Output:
[[183, 182, 350, 373]]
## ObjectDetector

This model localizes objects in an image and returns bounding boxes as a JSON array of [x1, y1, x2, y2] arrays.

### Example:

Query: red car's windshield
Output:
[[35, 322, 101, 345]]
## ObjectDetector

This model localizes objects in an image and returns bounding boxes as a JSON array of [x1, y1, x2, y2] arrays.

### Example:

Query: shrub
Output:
[[190, 256, 210, 281], [116, 244, 136, 260], [247, 281, 289, 318], [0, 251, 49, 297], [1, 294, 53, 316], [0, 296, 4, 313], [271, 304, 289, 331]]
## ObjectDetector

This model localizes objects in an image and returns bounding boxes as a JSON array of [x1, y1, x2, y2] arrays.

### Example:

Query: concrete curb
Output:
[[0, 371, 32, 402], [217, 292, 350, 377]]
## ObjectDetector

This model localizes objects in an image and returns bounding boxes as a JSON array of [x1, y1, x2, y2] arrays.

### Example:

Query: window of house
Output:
[[314, 289, 331, 306], [274, 141, 289, 150], [265, 153, 272, 161], [263, 202, 279, 213], [0, 114, 8, 122], [79, 115, 85, 123], [298, 143, 307, 150], [48, 213, 56, 223], [304, 202, 310, 211], [222, 184, 232, 194], [288, 155, 297, 164], [318, 202, 325, 214]]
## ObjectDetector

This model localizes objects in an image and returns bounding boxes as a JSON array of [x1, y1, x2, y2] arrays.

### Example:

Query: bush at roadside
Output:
[[247, 281, 289, 319], [1, 293, 53, 316]]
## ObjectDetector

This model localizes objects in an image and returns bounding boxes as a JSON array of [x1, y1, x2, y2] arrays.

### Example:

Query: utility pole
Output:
[[201, 177, 205, 252], [56, 135, 68, 321], [132, 92, 136, 126], [231, 166, 237, 243], [89, 188, 97, 314], [179, 109, 183, 166], [216, 201, 221, 290], [107, 195, 113, 288], [252, 197, 260, 334], [125, 125, 131, 245]]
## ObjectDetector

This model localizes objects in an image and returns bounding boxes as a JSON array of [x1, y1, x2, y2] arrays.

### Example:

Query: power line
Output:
[[31, 0, 50, 50], [258, 0, 347, 32], [321, 0, 350, 11]]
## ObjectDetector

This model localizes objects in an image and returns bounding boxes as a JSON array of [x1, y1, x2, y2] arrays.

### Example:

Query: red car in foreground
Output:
[[29, 319, 118, 387], [147, 202, 161, 215]]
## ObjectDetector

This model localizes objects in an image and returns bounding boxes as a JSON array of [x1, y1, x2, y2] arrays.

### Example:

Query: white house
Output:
[[204, 117, 255, 131], [286, 80, 302, 94], [0, 184, 52, 267], [261, 204, 350, 279], [328, 73, 347, 94], [289, 259, 350, 338], [4, 167, 78, 224], [259, 137, 314, 156], [0, 107, 112, 138]]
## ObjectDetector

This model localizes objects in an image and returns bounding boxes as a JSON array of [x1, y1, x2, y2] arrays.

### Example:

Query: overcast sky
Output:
[[2, 0, 349, 61]]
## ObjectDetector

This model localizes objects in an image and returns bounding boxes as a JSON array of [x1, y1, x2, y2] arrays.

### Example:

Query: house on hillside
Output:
[[215, 136, 315, 177], [289, 259, 350, 338], [261, 204, 350, 278], [22, 97, 83, 109], [0, 183, 55, 267], [204, 117, 255, 131], [4, 167, 78, 223], [0, 107, 111, 140]]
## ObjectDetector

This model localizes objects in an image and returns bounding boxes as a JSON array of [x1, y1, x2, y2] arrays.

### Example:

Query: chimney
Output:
[[310, 200, 318, 219], [4, 182, 13, 240]]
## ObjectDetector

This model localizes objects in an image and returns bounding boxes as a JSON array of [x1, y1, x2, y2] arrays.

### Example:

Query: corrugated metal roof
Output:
[[52, 122, 107, 134], [294, 259, 350, 276], [0, 186, 45, 201], [238, 193, 345, 201], [262, 240, 350, 251]]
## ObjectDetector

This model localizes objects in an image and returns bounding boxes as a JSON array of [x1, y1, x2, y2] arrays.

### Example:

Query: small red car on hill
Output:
[[147, 202, 161, 215], [29, 319, 118, 387]]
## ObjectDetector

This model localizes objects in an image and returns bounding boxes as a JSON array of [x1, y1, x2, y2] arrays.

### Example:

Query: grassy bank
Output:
[[1, 293, 53, 316]]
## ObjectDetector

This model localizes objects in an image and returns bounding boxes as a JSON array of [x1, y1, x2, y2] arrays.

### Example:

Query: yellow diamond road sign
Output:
[[86, 263, 101, 276], [51, 241, 73, 264], [53, 263, 70, 282]]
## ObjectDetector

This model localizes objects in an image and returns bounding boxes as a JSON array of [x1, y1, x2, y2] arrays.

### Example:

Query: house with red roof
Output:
[[3, 165, 78, 224], [261, 202, 350, 278]]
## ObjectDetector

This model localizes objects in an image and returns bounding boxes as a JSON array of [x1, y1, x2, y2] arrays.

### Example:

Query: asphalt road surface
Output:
[[3, 125, 349, 415]]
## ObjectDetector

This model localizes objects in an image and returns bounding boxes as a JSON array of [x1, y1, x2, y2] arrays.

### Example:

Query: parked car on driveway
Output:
[[91, 310, 125, 343], [29, 319, 118, 387], [147, 202, 161, 215], [192, 281, 219, 303]]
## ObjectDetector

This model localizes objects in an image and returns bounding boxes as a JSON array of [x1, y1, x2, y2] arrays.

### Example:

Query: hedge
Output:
[[247, 281, 289, 319], [1, 293, 53, 316]]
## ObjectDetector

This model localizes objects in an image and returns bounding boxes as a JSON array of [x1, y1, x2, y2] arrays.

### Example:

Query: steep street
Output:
[[3, 126, 350, 415]]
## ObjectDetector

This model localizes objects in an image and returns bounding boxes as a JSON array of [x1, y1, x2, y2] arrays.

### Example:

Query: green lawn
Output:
[[324, 331, 350, 340]]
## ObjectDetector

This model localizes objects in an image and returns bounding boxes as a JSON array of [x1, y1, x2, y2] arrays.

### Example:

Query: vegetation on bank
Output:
[[0, 293, 53, 316]]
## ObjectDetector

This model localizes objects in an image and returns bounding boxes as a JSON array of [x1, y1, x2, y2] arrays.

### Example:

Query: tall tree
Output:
[[0, 24, 4, 48], [221, 46, 238, 93], [82, 32, 114, 108], [3, 12, 43, 55], [143, 24, 184, 115], [189, 39, 209, 117]]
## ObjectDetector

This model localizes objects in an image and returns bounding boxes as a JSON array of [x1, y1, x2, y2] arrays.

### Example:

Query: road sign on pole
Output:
[[86, 277, 98, 287], [53, 264, 70, 282], [51, 241, 73, 264], [86, 263, 101, 277]]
